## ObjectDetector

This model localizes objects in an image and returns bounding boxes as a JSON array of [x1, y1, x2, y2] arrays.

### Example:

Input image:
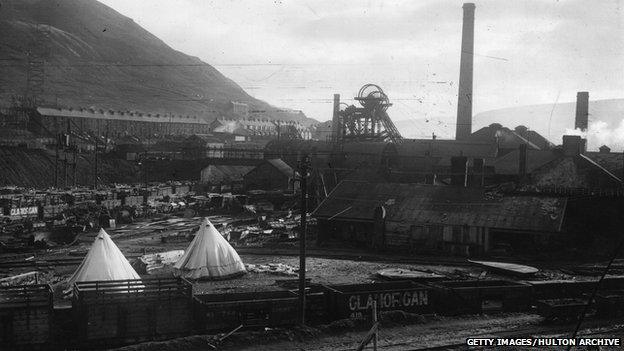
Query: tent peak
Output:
[[97, 228, 108, 239], [201, 217, 213, 227]]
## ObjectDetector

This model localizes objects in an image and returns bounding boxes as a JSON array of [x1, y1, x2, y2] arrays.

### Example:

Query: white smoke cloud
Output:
[[565, 119, 624, 152]]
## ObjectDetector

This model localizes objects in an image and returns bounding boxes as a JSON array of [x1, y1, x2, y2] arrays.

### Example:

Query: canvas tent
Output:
[[174, 218, 246, 279], [67, 228, 141, 286]]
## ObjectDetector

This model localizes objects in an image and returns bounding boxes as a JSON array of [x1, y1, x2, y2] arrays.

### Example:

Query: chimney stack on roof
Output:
[[562, 135, 585, 156], [575, 91, 589, 132], [455, 3, 476, 141], [450, 156, 468, 186], [471, 158, 485, 187], [599, 145, 611, 153]]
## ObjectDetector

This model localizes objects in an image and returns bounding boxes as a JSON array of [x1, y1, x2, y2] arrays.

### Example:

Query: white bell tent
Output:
[[67, 228, 141, 286], [174, 218, 246, 279]]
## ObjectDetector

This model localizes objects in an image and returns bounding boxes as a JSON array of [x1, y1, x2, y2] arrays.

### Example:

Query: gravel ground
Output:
[[191, 255, 478, 294]]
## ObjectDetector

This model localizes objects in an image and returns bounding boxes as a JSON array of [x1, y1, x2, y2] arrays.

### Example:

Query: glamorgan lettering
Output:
[[348, 290, 428, 311], [10, 206, 38, 216]]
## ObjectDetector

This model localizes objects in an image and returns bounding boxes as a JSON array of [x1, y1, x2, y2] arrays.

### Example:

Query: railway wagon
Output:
[[324, 281, 433, 320], [428, 280, 532, 315], [0, 284, 53, 350], [528, 277, 624, 300], [595, 289, 624, 317], [7, 277, 624, 349], [69, 278, 194, 349], [193, 287, 328, 333]]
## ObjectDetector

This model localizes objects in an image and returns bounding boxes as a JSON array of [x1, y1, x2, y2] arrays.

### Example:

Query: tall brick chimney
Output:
[[455, 3, 476, 140], [575, 91, 589, 132]]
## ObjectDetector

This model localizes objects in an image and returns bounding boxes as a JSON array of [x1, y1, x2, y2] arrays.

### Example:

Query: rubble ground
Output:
[[112, 312, 594, 351]]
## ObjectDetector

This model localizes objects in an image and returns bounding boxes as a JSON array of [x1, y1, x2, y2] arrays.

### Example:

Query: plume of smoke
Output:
[[565, 119, 624, 152]]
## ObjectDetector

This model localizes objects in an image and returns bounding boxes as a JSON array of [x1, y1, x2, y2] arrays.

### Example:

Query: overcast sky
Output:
[[98, 0, 623, 139]]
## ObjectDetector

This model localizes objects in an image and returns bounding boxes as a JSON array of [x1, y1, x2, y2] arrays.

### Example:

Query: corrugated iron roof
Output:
[[396, 139, 497, 158], [266, 159, 294, 176], [468, 125, 542, 150], [494, 149, 559, 175], [313, 181, 566, 232], [585, 152, 624, 178], [201, 165, 254, 183], [395, 139, 497, 169], [579, 154, 622, 183], [341, 142, 397, 168]]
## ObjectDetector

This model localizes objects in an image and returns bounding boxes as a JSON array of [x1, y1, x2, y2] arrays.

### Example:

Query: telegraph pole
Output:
[[298, 153, 310, 325], [93, 137, 98, 189], [54, 135, 59, 188]]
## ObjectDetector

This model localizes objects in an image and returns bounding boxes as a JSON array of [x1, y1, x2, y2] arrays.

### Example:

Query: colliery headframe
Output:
[[332, 84, 403, 144]]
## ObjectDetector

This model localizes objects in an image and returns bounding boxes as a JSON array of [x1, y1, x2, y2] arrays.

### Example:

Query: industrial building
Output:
[[243, 159, 296, 191], [313, 181, 567, 255]]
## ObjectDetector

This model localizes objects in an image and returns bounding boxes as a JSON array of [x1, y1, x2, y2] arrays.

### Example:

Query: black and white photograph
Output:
[[1, 0, 623, 350]]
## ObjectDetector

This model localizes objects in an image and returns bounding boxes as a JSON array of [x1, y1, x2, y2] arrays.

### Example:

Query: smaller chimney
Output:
[[575, 92, 589, 131], [562, 135, 583, 156], [599, 145, 611, 154], [450, 156, 468, 186], [472, 158, 485, 187], [518, 144, 527, 177]]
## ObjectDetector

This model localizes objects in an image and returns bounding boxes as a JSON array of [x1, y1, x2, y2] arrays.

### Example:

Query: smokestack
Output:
[[472, 158, 485, 187], [518, 144, 527, 177], [575, 91, 589, 131], [455, 3, 476, 141], [332, 94, 341, 142]]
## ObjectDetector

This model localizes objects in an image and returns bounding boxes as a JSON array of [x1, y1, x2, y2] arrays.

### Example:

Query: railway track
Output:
[[0, 257, 85, 269], [374, 320, 624, 350], [0, 255, 145, 269], [329, 317, 624, 351]]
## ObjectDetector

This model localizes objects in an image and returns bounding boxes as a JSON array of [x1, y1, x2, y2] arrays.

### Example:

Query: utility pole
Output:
[[298, 153, 311, 325], [93, 136, 98, 190], [73, 146, 77, 186], [54, 135, 59, 188]]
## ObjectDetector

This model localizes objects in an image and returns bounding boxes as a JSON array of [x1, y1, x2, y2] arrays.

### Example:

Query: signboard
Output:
[[328, 282, 432, 319], [10, 206, 38, 217], [346, 289, 429, 319]]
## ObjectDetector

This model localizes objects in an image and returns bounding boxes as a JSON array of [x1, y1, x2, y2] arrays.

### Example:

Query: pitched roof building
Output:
[[243, 158, 295, 191], [313, 180, 567, 255], [468, 123, 553, 154], [493, 135, 622, 189]]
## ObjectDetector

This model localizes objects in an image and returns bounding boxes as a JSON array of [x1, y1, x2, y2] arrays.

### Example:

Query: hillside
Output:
[[0, 147, 139, 188], [0, 0, 313, 124]]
